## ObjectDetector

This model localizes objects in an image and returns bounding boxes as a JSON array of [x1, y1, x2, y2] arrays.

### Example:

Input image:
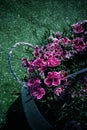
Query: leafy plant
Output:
[[22, 20, 87, 129]]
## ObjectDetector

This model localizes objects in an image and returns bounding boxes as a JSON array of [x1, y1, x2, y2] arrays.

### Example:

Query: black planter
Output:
[[21, 87, 83, 130], [21, 87, 53, 130]]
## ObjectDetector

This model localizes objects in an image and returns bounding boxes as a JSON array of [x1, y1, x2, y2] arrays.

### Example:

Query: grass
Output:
[[0, 0, 87, 128]]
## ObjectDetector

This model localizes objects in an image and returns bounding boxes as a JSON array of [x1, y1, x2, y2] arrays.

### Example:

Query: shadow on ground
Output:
[[1, 96, 31, 130]]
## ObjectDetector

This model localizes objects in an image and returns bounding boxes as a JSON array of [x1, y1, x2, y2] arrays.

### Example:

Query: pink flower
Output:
[[54, 86, 65, 96], [27, 77, 45, 100], [72, 22, 84, 34], [64, 50, 77, 59], [34, 45, 40, 57], [43, 51, 53, 60], [47, 43, 57, 51], [33, 58, 47, 71], [27, 78, 40, 87], [22, 57, 28, 67], [47, 56, 61, 67], [54, 48, 63, 59], [72, 38, 86, 51], [53, 38, 59, 43], [32, 87, 45, 100], [55, 31, 62, 39], [44, 71, 61, 87], [27, 61, 35, 73], [60, 37, 71, 46]]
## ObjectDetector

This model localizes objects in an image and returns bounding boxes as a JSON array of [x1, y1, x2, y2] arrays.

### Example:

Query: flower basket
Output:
[[8, 20, 87, 130]]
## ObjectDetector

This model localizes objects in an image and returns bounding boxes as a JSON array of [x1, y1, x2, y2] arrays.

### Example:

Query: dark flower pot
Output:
[[21, 87, 53, 130], [21, 87, 82, 130]]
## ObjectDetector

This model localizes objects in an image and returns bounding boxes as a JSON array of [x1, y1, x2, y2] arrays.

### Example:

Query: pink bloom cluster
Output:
[[72, 37, 86, 52], [71, 20, 87, 34], [72, 22, 84, 34], [27, 78, 45, 100], [71, 20, 87, 51], [44, 71, 61, 87], [22, 20, 87, 100]]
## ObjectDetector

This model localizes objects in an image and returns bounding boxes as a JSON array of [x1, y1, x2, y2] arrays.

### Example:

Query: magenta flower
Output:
[[47, 42, 60, 52], [71, 22, 84, 34], [53, 38, 59, 43], [64, 50, 77, 59], [28, 79, 45, 100], [44, 51, 53, 60], [44, 71, 61, 87], [33, 58, 47, 71], [54, 86, 65, 96], [22, 57, 28, 67], [27, 78, 40, 87], [55, 31, 62, 39], [54, 48, 63, 59], [34, 45, 40, 57], [32, 87, 45, 100], [27, 61, 35, 73], [72, 38, 86, 51], [47, 56, 61, 67], [60, 37, 71, 46]]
